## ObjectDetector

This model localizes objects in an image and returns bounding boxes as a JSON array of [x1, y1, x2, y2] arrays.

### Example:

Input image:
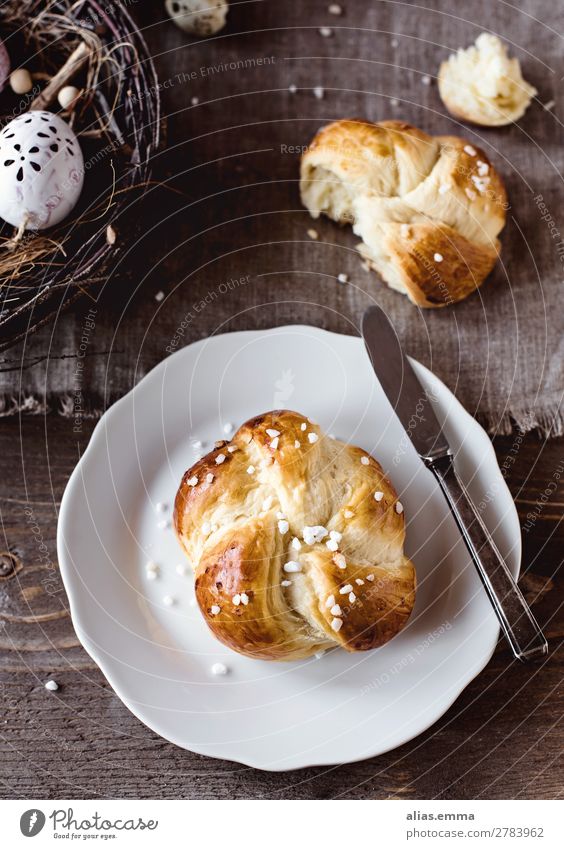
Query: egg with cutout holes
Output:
[[0, 38, 9, 92], [0, 110, 84, 230]]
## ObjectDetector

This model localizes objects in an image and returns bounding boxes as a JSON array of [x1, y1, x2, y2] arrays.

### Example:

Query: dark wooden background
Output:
[[1, 1, 563, 799]]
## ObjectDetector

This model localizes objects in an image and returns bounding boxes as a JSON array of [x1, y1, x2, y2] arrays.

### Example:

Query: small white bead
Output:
[[240, 593, 249, 605], [308, 432, 319, 444], [278, 519, 289, 534], [211, 662, 228, 675], [232, 594, 241, 606], [355, 578, 364, 586], [291, 537, 302, 550], [464, 145, 477, 156], [307, 229, 319, 240], [210, 604, 221, 615], [10, 69, 33, 94], [344, 509, 354, 519], [326, 594, 335, 608], [223, 422, 234, 434], [281, 580, 292, 587], [348, 592, 356, 603], [319, 26, 333, 37], [247, 465, 256, 474], [328, 3, 342, 14], [288, 83, 297, 94], [366, 574, 375, 581], [330, 604, 342, 616], [266, 428, 280, 438], [374, 491, 384, 502], [44, 680, 59, 691], [331, 617, 343, 632], [337, 272, 349, 283], [326, 539, 339, 552], [262, 496, 273, 511], [187, 475, 198, 487], [215, 453, 226, 464], [396, 501, 404, 514], [339, 584, 353, 594], [421, 74, 431, 85], [300, 422, 307, 430], [294, 440, 301, 448], [155, 291, 165, 302], [434, 252, 443, 263], [205, 473, 214, 484], [163, 595, 175, 606], [57, 85, 80, 110], [361, 456, 370, 465], [191, 96, 199, 106], [313, 86, 325, 100], [270, 436, 280, 450], [283, 561, 302, 573]]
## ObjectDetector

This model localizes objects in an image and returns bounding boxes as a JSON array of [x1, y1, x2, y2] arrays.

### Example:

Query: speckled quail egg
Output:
[[165, 0, 228, 36]]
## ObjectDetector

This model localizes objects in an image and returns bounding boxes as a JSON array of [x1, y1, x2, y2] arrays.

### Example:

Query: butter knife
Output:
[[362, 305, 548, 662]]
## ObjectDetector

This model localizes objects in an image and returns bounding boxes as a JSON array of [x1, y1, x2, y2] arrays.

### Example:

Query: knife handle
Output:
[[428, 454, 548, 662]]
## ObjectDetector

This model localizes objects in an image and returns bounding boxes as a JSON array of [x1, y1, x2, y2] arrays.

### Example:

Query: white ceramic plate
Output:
[[57, 326, 520, 771]]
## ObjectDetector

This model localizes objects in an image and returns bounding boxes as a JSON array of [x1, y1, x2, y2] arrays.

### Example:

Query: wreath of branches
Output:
[[0, 0, 161, 350]]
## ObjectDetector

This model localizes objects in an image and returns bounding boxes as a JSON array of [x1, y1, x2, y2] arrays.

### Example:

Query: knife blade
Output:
[[362, 305, 548, 662]]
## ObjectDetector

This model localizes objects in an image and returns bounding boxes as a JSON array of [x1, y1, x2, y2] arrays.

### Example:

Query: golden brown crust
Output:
[[358, 221, 500, 308], [300, 118, 507, 308], [174, 410, 416, 661]]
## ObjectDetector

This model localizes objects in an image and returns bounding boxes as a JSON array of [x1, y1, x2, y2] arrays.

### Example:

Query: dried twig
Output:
[[30, 41, 91, 111]]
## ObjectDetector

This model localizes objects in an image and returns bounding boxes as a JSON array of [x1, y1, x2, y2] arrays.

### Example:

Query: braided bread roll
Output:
[[174, 410, 416, 661], [300, 119, 507, 307]]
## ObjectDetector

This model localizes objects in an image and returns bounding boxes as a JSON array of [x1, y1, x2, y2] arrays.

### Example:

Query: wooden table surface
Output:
[[1, 417, 561, 799], [1, 2, 563, 800]]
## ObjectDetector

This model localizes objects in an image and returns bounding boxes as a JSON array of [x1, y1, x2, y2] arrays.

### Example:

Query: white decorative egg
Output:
[[0, 110, 84, 230], [0, 38, 10, 92]]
